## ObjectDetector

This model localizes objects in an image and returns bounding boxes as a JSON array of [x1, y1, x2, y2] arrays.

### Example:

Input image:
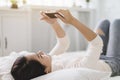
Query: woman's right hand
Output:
[[56, 9, 75, 24], [40, 11, 57, 25]]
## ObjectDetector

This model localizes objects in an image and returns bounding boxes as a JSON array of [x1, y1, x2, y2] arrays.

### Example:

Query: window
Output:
[[0, 0, 88, 8]]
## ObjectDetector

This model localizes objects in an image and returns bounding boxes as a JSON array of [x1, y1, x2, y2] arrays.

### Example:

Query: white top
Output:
[[49, 35, 112, 73]]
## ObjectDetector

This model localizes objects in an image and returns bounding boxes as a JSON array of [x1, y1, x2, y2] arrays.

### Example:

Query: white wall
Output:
[[31, 7, 95, 53], [96, 0, 120, 22]]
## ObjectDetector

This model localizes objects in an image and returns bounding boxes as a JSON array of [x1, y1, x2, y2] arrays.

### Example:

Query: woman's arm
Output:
[[41, 12, 65, 38], [56, 10, 97, 41], [40, 12, 70, 55], [56, 9, 103, 66], [49, 22, 70, 55], [71, 18, 97, 41], [50, 21, 65, 38]]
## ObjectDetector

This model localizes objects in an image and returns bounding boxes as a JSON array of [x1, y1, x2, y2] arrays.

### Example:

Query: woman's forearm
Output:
[[51, 22, 66, 38], [49, 22, 69, 56], [71, 18, 97, 41]]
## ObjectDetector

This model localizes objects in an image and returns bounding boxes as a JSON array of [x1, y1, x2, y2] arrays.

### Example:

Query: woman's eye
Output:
[[38, 54, 43, 58], [37, 54, 41, 59]]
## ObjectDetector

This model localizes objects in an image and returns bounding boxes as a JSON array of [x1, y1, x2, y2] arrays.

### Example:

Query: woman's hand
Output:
[[40, 11, 57, 25], [56, 9, 75, 24]]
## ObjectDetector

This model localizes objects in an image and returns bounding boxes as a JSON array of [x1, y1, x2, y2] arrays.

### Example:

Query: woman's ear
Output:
[[44, 67, 48, 73], [44, 67, 51, 73]]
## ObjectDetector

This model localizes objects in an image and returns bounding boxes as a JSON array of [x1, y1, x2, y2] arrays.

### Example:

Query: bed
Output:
[[0, 51, 120, 80], [33, 51, 120, 80]]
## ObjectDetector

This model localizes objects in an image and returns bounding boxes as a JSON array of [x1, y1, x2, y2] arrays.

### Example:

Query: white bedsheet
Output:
[[110, 76, 120, 80], [0, 51, 120, 80]]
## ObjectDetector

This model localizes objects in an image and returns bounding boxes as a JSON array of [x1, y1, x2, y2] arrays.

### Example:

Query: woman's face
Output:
[[25, 51, 51, 67]]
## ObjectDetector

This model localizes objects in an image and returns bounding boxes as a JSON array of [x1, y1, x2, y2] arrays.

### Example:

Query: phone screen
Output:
[[45, 12, 64, 18], [45, 12, 58, 18]]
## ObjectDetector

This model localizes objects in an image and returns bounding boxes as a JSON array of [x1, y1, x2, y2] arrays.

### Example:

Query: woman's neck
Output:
[[45, 55, 52, 73]]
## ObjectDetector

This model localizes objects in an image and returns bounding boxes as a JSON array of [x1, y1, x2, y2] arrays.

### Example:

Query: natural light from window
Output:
[[0, 0, 89, 8]]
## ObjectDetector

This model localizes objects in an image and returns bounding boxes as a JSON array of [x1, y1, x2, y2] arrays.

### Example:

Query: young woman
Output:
[[11, 10, 120, 80]]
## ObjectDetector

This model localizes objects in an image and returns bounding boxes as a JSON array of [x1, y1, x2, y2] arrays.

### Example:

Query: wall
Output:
[[31, 7, 95, 53], [96, 0, 120, 22]]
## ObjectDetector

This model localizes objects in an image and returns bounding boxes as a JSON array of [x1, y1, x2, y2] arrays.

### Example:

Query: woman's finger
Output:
[[40, 11, 49, 19], [57, 9, 67, 14], [40, 17, 46, 20], [55, 14, 66, 23]]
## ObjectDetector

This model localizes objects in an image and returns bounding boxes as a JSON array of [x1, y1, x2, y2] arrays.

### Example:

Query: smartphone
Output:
[[45, 12, 63, 18]]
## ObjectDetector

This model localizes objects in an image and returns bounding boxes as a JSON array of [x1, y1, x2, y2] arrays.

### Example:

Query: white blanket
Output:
[[0, 51, 120, 80]]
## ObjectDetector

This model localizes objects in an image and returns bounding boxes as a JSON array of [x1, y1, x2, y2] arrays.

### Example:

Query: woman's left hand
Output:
[[40, 11, 57, 24]]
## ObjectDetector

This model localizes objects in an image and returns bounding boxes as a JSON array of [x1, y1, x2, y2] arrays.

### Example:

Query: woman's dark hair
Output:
[[11, 56, 46, 80]]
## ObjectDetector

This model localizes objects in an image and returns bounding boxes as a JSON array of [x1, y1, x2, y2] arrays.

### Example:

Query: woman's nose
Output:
[[38, 51, 45, 55]]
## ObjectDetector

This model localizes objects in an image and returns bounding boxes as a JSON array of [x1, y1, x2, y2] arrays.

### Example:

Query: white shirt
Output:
[[49, 35, 112, 73]]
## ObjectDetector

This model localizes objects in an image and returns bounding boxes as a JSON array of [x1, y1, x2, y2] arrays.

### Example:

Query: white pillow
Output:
[[32, 68, 111, 80]]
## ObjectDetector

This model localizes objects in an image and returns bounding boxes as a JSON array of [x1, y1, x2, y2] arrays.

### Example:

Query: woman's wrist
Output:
[[51, 22, 66, 38], [51, 21, 59, 26], [70, 17, 78, 25]]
